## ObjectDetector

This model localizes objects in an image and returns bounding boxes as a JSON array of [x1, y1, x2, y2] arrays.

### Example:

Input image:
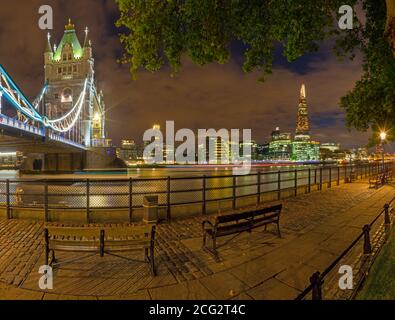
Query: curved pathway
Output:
[[0, 180, 393, 300]]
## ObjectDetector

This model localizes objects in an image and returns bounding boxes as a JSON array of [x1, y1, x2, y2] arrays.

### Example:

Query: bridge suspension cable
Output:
[[0, 64, 44, 122], [46, 77, 89, 133]]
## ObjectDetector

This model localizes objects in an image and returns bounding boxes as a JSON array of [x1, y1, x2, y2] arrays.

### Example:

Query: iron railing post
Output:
[[202, 176, 207, 215], [310, 272, 323, 300], [328, 167, 332, 188], [363, 224, 372, 255], [294, 169, 297, 196], [44, 181, 49, 222], [257, 172, 261, 205], [86, 179, 90, 224], [167, 177, 171, 221], [6, 179, 10, 219], [277, 171, 281, 200], [319, 168, 323, 191], [308, 168, 311, 193], [384, 204, 391, 225], [232, 176, 237, 210], [337, 166, 340, 186], [129, 178, 133, 223], [344, 166, 347, 183], [314, 169, 317, 187]]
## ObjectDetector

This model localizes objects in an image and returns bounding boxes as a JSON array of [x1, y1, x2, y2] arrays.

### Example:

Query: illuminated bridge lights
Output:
[[0, 64, 89, 150]]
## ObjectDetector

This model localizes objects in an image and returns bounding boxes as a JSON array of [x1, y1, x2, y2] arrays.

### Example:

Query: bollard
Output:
[[310, 271, 323, 300], [143, 195, 159, 224], [363, 224, 372, 255]]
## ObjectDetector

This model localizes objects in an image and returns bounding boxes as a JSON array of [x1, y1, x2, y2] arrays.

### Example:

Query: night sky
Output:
[[0, 0, 386, 150]]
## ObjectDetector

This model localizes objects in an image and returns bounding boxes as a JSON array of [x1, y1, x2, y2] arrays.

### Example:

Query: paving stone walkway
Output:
[[0, 180, 394, 300]]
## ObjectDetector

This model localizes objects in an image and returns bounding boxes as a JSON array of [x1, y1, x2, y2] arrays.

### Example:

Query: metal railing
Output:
[[295, 195, 395, 300], [0, 162, 389, 223]]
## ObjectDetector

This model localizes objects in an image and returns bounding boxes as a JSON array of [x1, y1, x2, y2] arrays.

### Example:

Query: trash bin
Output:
[[143, 195, 159, 224]]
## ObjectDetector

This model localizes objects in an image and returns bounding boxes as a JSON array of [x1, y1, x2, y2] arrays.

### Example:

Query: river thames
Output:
[[0, 163, 366, 211]]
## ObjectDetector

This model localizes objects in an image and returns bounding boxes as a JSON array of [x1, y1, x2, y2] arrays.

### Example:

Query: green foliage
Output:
[[340, 0, 395, 143], [115, 0, 395, 141], [115, 0, 352, 79]]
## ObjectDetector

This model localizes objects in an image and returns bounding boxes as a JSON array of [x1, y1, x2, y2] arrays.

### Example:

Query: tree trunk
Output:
[[385, 0, 395, 54]]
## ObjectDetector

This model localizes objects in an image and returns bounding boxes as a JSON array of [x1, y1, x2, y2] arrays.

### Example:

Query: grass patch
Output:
[[357, 228, 395, 300]]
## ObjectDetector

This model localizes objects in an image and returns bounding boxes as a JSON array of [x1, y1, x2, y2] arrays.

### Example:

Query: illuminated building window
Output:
[[61, 88, 73, 103]]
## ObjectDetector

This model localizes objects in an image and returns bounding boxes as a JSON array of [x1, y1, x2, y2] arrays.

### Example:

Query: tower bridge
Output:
[[0, 19, 115, 171]]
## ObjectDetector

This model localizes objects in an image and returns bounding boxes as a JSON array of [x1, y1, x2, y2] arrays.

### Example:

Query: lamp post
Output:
[[380, 131, 387, 175]]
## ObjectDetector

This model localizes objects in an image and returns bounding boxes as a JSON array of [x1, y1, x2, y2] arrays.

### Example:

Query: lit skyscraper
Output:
[[295, 84, 310, 142], [292, 84, 320, 161]]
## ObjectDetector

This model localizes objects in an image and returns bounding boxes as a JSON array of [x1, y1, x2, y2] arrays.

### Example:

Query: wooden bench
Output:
[[369, 174, 386, 189], [44, 225, 157, 276], [202, 204, 282, 256]]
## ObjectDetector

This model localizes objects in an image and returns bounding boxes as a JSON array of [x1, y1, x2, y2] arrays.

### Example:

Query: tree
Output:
[[340, 0, 395, 145], [115, 0, 395, 141]]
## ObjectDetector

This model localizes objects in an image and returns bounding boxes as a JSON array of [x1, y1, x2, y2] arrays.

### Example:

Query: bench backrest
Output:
[[46, 227, 101, 239], [45, 225, 155, 250], [253, 204, 282, 218], [103, 225, 153, 239], [216, 204, 282, 225]]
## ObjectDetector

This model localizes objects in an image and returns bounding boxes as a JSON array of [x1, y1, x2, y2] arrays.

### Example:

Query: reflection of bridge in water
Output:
[[0, 163, 384, 223], [0, 19, 114, 171]]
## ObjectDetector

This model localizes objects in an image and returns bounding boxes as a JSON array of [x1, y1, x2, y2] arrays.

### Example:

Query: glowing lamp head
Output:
[[93, 112, 101, 122], [380, 131, 387, 141]]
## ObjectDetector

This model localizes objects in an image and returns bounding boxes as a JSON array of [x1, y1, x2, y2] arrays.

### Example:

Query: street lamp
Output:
[[380, 131, 387, 175]]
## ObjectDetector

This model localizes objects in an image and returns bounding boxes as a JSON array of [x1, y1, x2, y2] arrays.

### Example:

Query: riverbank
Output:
[[0, 178, 393, 300]]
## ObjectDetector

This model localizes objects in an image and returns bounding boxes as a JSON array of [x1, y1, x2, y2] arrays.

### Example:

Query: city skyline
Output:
[[0, 1, 392, 152], [0, 0, 394, 305]]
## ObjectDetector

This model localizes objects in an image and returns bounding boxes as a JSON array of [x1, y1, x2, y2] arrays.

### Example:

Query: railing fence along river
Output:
[[0, 163, 389, 223]]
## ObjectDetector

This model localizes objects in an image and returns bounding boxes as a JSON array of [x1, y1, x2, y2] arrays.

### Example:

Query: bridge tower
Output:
[[43, 19, 106, 148]]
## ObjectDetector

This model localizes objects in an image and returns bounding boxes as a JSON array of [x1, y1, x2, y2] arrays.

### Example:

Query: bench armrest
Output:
[[202, 220, 214, 229], [202, 220, 216, 235]]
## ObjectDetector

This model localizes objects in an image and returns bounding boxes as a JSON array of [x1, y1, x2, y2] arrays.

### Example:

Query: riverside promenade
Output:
[[0, 178, 394, 300]]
